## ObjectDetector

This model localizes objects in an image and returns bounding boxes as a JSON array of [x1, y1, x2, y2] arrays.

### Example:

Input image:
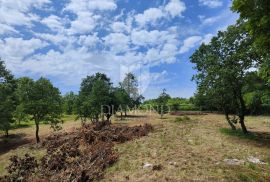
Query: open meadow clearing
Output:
[[1, 113, 270, 181]]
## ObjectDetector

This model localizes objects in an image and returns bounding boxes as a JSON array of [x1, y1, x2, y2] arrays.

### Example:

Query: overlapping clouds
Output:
[[0, 0, 236, 96]]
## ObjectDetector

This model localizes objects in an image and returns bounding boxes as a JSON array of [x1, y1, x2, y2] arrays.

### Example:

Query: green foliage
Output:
[[155, 89, 171, 118], [120, 73, 143, 108], [0, 60, 17, 136], [191, 22, 260, 133], [143, 97, 197, 111], [112, 87, 130, 119], [232, 0, 270, 53], [62, 92, 77, 115], [14, 77, 33, 125], [77, 73, 112, 122], [21, 77, 63, 142]]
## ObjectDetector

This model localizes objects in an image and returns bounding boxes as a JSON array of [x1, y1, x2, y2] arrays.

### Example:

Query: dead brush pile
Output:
[[0, 121, 153, 182]]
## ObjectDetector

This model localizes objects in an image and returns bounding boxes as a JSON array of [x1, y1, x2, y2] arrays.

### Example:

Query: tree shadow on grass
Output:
[[115, 114, 148, 119], [0, 133, 31, 155], [220, 128, 270, 147]]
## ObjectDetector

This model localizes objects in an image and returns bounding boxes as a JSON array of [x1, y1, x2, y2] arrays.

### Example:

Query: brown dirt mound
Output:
[[1, 121, 153, 182]]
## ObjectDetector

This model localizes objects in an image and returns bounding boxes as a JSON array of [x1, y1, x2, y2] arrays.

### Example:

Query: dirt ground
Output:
[[1, 112, 270, 181]]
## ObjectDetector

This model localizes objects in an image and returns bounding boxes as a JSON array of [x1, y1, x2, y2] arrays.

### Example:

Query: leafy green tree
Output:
[[0, 60, 17, 136], [22, 77, 63, 143], [112, 87, 130, 120], [77, 73, 112, 123], [155, 89, 171, 118], [14, 77, 33, 125], [62, 92, 77, 115], [120, 73, 142, 115], [232, 0, 270, 52], [190, 23, 260, 134], [232, 1, 270, 85]]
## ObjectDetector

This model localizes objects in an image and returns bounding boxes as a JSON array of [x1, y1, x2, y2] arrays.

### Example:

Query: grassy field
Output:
[[1, 113, 270, 181]]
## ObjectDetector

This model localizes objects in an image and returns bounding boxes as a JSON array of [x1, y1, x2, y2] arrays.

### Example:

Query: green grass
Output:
[[7, 114, 77, 131], [219, 128, 256, 140], [174, 116, 191, 123]]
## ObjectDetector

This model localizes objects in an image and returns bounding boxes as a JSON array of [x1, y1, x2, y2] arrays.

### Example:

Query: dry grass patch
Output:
[[102, 114, 270, 182]]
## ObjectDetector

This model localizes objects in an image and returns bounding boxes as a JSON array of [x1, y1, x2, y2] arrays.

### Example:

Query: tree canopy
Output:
[[21, 77, 63, 143], [0, 60, 17, 136], [190, 22, 261, 134]]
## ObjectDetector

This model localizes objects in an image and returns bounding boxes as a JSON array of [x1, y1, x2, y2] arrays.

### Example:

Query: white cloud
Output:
[[199, 0, 223, 8], [0, 37, 47, 58], [165, 0, 186, 17], [41, 15, 64, 32], [88, 0, 117, 11], [35, 33, 68, 44], [201, 33, 214, 44], [199, 15, 220, 25], [135, 8, 164, 26], [0, 0, 50, 26], [131, 30, 178, 47], [68, 12, 98, 35], [79, 34, 100, 47], [179, 36, 202, 54], [111, 21, 129, 33], [0, 23, 18, 35], [65, 0, 116, 12], [103, 33, 130, 53]]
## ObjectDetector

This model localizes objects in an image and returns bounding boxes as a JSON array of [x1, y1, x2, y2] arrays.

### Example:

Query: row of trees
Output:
[[0, 60, 142, 142], [142, 90, 198, 119], [0, 61, 63, 142], [75, 72, 143, 123], [191, 0, 270, 134]]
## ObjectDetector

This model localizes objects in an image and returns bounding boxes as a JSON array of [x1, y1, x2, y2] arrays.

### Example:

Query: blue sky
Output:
[[0, 0, 238, 99]]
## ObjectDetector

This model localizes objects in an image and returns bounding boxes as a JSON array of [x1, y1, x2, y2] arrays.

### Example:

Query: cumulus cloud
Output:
[[0, 37, 47, 58], [165, 0, 186, 17], [199, 0, 223, 8], [0, 0, 237, 97], [179, 36, 202, 54], [0, 0, 50, 26], [135, 8, 164, 26], [103, 33, 130, 53], [134, 0, 186, 26], [41, 15, 64, 32], [111, 21, 129, 33], [88, 0, 117, 11]]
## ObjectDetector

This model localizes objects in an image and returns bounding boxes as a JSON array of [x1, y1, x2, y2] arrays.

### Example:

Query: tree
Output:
[[155, 89, 171, 118], [190, 23, 260, 134], [112, 87, 130, 120], [14, 77, 33, 125], [0, 60, 17, 136], [77, 73, 112, 123], [62, 92, 77, 115], [120, 73, 140, 115], [22, 77, 63, 143], [232, 0, 270, 52], [232, 0, 270, 85]]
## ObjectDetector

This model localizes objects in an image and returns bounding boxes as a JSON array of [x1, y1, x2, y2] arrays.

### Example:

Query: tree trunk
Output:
[[120, 112, 123, 120], [35, 120, 40, 143], [5, 129, 9, 137], [238, 92, 248, 134], [225, 113, 236, 130], [124, 110, 127, 117], [239, 115, 248, 134]]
